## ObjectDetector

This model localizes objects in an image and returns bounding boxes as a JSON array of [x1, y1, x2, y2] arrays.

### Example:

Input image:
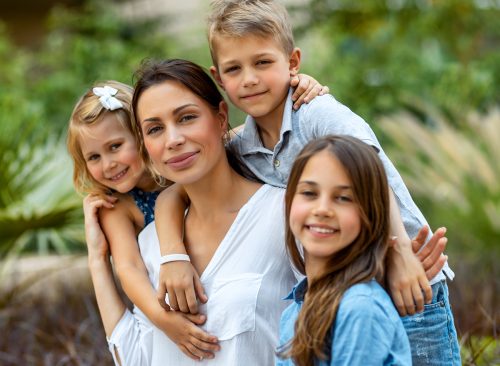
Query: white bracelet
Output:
[[159, 254, 191, 265]]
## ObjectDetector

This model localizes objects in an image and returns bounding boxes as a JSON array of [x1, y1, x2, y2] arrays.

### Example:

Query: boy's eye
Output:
[[224, 65, 239, 73], [256, 59, 272, 66], [110, 143, 121, 151]]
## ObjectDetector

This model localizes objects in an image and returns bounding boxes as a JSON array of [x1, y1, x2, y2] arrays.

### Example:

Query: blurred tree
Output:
[[291, 0, 500, 123]]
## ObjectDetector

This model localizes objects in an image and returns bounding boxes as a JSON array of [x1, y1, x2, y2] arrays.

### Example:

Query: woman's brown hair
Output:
[[281, 135, 390, 365]]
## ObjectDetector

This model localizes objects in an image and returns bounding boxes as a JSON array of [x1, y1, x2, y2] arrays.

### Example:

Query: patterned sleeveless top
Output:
[[129, 188, 161, 226]]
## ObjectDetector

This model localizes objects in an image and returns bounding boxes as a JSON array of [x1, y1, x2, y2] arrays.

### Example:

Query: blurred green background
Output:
[[0, 0, 498, 364]]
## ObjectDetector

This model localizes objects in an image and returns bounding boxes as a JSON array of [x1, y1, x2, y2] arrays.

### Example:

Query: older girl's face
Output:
[[136, 81, 228, 185], [289, 150, 361, 279]]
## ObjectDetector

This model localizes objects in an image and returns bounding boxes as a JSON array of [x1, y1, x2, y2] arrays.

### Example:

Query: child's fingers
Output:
[[421, 237, 447, 274], [178, 344, 201, 361], [391, 290, 407, 317], [411, 225, 429, 253], [425, 255, 448, 283]]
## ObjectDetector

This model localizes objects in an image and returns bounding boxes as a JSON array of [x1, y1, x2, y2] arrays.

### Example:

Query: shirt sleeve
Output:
[[107, 309, 153, 366], [329, 294, 396, 366]]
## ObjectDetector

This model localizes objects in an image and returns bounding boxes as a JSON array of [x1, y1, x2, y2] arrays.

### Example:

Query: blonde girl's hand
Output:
[[411, 225, 448, 280], [290, 73, 330, 110], [157, 310, 220, 361], [157, 261, 207, 315], [83, 193, 117, 258]]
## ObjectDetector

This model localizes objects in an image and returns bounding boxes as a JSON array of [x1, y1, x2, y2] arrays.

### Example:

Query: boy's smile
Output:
[[211, 34, 300, 131]]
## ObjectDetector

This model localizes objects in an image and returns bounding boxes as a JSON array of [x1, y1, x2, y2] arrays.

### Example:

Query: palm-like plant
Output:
[[0, 126, 84, 257]]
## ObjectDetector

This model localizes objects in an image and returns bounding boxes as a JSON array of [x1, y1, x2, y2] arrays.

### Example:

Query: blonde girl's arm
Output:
[[100, 202, 219, 360], [83, 194, 126, 336], [155, 184, 207, 315]]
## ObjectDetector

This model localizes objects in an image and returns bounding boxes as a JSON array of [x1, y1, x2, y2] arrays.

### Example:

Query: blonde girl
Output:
[[278, 135, 411, 365]]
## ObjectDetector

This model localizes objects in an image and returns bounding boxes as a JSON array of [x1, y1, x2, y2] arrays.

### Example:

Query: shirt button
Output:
[[274, 159, 280, 168]]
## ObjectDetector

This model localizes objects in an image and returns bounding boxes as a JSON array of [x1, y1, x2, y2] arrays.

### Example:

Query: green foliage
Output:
[[292, 0, 500, 122]]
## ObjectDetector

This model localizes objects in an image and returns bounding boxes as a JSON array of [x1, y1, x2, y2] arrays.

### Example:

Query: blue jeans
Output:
[[401, 280, 461, 365]]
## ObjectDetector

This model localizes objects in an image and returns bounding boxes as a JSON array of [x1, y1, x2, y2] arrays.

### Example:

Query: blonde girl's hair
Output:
[[67, 80, 141, 195], [281, 135, 391, 365], [207, 0, 295, 65]]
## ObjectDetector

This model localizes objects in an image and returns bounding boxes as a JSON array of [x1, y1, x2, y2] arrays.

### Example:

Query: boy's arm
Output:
[[386, 189, 432, 316], [100, 201, 218, 359], [155, 184, 207, 315]]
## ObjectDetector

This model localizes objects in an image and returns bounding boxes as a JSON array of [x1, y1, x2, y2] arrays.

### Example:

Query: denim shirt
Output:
[[229, 89, 453, 284], [276, 279, 412, 366]]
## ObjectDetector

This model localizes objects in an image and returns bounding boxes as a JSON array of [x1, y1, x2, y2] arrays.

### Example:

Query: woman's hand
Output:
[[157, 261, 207, 314], [290, 74, 329, 110], [156, 309, 220, 361]]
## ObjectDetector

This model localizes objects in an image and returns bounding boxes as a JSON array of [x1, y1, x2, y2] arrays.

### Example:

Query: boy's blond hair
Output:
[[67, 80, 141, 195], [208, 0, 295, 65]]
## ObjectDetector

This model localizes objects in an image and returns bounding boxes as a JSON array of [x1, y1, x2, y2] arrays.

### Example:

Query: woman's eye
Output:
[[179, 114, 197, 123], [147, 126, 162, 135]]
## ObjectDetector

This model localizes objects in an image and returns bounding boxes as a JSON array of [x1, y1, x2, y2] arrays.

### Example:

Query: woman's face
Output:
[[136, 80, 228, 185]]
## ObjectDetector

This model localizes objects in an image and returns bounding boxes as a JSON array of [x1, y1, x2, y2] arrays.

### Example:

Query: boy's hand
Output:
[[157, 261, 208, 314], [290, 74, 329, 110], [83, 194, 117, 259], [412, 225, 448, 280], [157, 310, 220, 361], [386, 237, 432, 317]]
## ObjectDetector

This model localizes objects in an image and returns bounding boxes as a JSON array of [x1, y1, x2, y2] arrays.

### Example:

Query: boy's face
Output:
[[210, 34, 300, 124]]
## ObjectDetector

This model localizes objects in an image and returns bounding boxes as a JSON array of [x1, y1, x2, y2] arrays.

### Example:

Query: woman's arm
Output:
[[155, 184, 207, 315]]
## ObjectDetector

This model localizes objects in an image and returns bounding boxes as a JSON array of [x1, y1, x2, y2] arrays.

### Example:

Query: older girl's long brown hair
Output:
[[281, 135, 390, 365]]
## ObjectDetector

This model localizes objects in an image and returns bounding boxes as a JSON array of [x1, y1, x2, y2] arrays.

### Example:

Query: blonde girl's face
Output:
[[79, 113, 147, 193], [289, 150, 361, 279]]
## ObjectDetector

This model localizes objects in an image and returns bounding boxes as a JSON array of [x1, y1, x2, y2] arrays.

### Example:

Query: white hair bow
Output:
[[92, 86, 124, 111]]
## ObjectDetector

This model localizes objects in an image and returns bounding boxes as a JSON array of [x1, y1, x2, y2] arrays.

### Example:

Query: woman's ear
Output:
[[289, 47, 302, 77], [217, 101, 229, 135]]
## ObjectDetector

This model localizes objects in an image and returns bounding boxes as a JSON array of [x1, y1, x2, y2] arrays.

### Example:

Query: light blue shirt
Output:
[[276, 279, 412, 366], [230, 89, 453, 284]]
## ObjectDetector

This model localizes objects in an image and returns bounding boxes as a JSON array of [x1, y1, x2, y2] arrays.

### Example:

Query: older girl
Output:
[[278, 135, 412, 365]]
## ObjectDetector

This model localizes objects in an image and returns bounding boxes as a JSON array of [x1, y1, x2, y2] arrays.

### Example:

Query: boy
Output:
[[156, 1, 460, 364]]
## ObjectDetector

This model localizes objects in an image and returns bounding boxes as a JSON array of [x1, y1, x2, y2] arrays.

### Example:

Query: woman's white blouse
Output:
[[109, 185, 297, 365]]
